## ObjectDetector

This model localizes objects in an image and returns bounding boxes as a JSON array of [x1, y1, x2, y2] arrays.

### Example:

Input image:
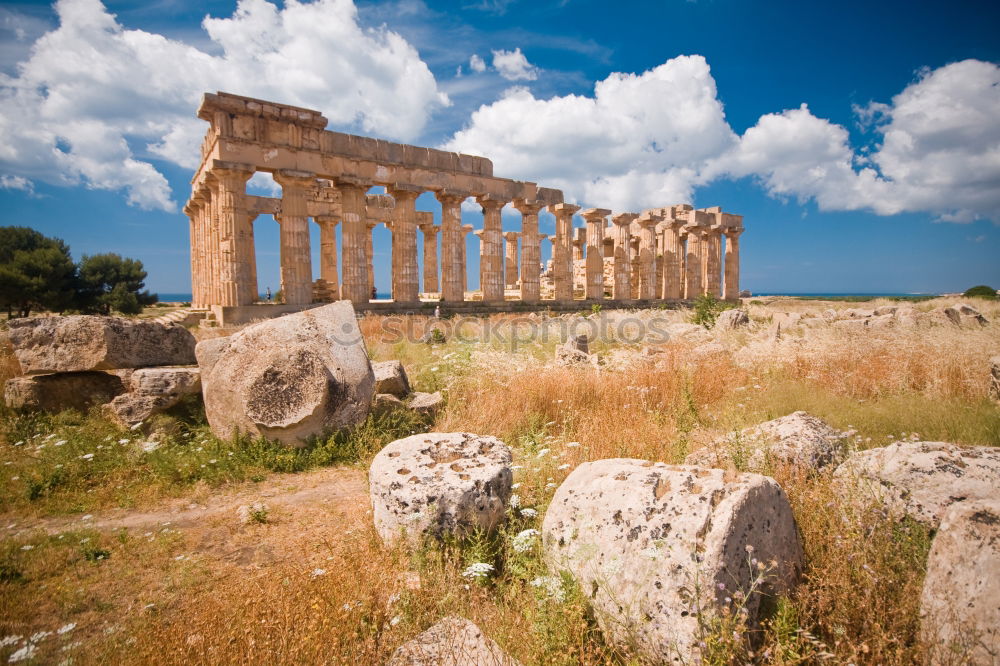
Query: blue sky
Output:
[[1, 0, 998, 296]]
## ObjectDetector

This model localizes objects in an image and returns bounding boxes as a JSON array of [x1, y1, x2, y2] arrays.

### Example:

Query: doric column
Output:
[[684, 225, 704, 299], [573, 228, 586, 261], [477, 195, 508, 303], [315, 215, 340, 300], [387, 185, 421, 304], [503, 231, 519, 289], [581, 208, 610, 300], [661, 218, 684, 299], [513, 198, 545, 303], [435, 190, 467, 302], [654, 221, 665, 300], [636, 212, 660, 300], [610, 213, 638, 300], [204, 179, 221, 307], [724, 227, 743, 300], [418, 216, 439, 294], [365, 220, 376, 298], [335, 176, 372, 304], [189, 189, 210, 308], [548, 203, 580, 302], [273, 170, 316, 306], [705, 224, 723, 298], [461, 224, 474, 295]]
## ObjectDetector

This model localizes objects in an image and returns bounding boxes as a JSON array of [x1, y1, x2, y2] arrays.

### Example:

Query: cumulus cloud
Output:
[[491, 47, 539, 81], [469, 54, 486, 73], [0, 0, 448, 211], [0, 174, 34, 194]]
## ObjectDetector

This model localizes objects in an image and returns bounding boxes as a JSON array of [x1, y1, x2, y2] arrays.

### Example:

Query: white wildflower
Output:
[[557, 463, 570, 470], [57, 624, 75, 635], [310, 568, 326, 578], [509, 494, 520, 509], [141, 441, 160, 453], [389, 615, 401, 626], [461, 562, 494, 579], [8, 644, 36, 663], [79, 453, 94, 460], [519, 508, 538, 518], [511, 529, 540, 553], [118, 439, 129, 445], [20, 545, 33, 551], [565, 441, 580, 447], [208, 459, 217, 464], [54, 440, 66, 447], [0, 636, 21, 648], [536, 448, 550, 458], [530, 575, 566, 602], [29, 631, 50, 643]]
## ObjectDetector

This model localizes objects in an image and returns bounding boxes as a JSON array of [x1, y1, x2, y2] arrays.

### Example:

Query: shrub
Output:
[[963, 284, 997, 299], [690, 294, 734, 329]]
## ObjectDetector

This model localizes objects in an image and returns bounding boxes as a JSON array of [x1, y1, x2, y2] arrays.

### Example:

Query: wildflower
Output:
[[8, 644, 36, 663], [54, 440, 66, 447], [310, 568, 326, 578], [509, 494, 520, 509], [29, 631, 50, 643], [141, 441, 160, 453], [20, 545, 33, 551], [389, 616, 401, 626], [208, 459, 217, 464], [536, 448, 550, 458], [565, 441, 580, 447], [62, 641, 82, 652], [519, 508, 538, 519], [80, 453, 94, 460], [57, 624, 76, 635], [744, 544, 754, 554], [118, 439, 129, 445], [461, 562, 494, 579], [717, 582, 726, 590], [530, 575, 566, 602], [557, 463, 570, 470], [511, 529, 540, 553], [0, 636, 21, 648]]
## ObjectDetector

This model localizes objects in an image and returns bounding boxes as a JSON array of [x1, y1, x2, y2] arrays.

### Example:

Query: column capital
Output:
[[725, 227, 744, 239], [332, 175, 372, 191], [461, 223, 474, 234], [314, 215, 339, 225], [580, 208, 611, 221], [476, 193, 510, 211], [513, 198, 545, 215], [503, 231, 520, 241], [684, 224, 706, 237], [612, 213, 639, 226], [274, 169, 317, 190], [387, 184, 422, 203], [548, 202, 581, 216], [435, 189, 470, 205]]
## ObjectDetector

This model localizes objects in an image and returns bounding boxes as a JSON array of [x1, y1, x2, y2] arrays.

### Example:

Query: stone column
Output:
[[610, 213, 638, 300], [654, 221, 665, 300], [477, 195, 508, 303], [204, 179, 221, 307], [684, 225, 704, 299], [581, 208, 610, 300], [705, 225, 723, 298], [514, 198, 544, 303], [548, 203, 580, 302], [435, 190, 467, 302], [315, 216, 340, 300], [661, 219, 684, 299], [189, 189, 210, 308], [630, 234, 641, 299], [418, 216, 439, 294], [387, 185, 421, 304], [273, 170, 316, 306], [636, 212, 659, 300], [573, 228, 586, 261], [461, 224, 474, 295], [210, 165, 255, 306], [504, 231, 519, 289], [336, 176, 372, 304], [724, 228, 743, 301], [365, 220, 377, 298]]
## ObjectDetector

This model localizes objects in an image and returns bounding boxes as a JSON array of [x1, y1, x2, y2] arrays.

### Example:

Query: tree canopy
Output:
[[963, 285, 997, 300], [77, 253, 158, 315], [0, 226, 77, 317]]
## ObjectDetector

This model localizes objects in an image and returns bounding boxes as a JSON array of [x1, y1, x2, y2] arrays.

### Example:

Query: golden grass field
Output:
[[1, 296, 998, 664]]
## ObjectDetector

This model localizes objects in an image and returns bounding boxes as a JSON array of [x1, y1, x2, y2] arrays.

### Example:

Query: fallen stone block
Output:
[[408, 391, 444, 416], [833, 442, 1000, 527], [714, 308, 749, 330], [373, 360, 411, 398], [541, 459, 802, 661], [370, 433, 513, 545], [7, 315, 196, 375], [388, 616, 520, 666], [372, 393, 405, 415], [4, 372, 125, 412]]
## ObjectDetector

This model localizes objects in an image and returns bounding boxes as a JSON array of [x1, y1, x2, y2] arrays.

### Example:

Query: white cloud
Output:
[[0, 0, 448, 211], [469, 54, 486, 73], [0, 174, 34, 194], [491, 47, 539, 81]]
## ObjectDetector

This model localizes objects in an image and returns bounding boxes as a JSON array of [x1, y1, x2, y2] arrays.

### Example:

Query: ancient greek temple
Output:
[[185, 92, 744, 323]]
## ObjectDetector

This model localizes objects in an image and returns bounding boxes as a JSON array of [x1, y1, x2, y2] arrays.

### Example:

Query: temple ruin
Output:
[[184, 92, 744, 324]]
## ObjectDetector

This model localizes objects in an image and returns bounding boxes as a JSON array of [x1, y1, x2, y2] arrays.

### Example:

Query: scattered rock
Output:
[[685, 411, 848, 472], [408, 391, 444, 416], [387, 617, 520, 666], [541, 459, 802, 661], [831, 318, 868, 330], [873, 305, 898, 316], [554, 334, 595, 365], [128, 366, 201, 396], [943, 304, 988, 327], [373, 360, 411, 398], [197, 301, 375, 446], [833, 442, 1000, 527], [867, 314, 895, 329], [7, 315, 196, 375], [369, 433, 513, 545], [714, 309, 749, 330], [372, 393, 405, 415], [920, 499, 1000, 664], [843, 308, 875, 319], [4, 372, 125, 412]]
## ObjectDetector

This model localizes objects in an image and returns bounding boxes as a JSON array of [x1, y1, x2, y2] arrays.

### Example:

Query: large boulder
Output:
[[685, 411, 848, 472], [369, 433, 513, 545], [833, 442, 1000, 527], [714, 309, 749, 330], [197, 301, 374, 445], [373, 360, 411, 397], [388, 617, 520, 666], [104, 366, 201, 426], [920, 499, 1000, 664], [4, 372, 125, 412], [542, 459, 802, 661], [7, 316, 196, 375]]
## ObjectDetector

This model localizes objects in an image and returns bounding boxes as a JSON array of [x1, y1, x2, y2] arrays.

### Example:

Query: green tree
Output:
[[76, 253, 158, 315], [0, 226, 78, 318], [963, 285, 997, 300]]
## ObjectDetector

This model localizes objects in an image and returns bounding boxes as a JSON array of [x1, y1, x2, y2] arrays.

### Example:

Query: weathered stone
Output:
[[920, 499, 1000, 665], [388, 617, 520, 666], [197, 301, 375, 445], [129, 366, 201, 396], [7, 316, 197, 375], [373, 360, 411, 397], [685, 411, 848, 472], [843, 308, 875, 319], [373, 393, 405, 415], [873, 305, 898, 316], [554, 340, 593, 365], [868, 313, 895, 329], [369, 433, 513, 544], [542, 459, 802, 661], [408, 391, 444, 416], [714, 308, 749, 330], [834, 442, 1000, 527], [831, 318, 868, 330], [4, 372, 125, 412], [943, 304, 989, 328], [991, 356, 1000, 401]]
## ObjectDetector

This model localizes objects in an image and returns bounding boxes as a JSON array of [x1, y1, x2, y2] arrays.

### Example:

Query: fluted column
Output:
[[514, 198, 544, 303], [581, 208, 610, 300], [387, 186, 421, 304], [273, 170, 316, 305], [365, 220, 377, 298], [205, 179, 221, 306], [211, 165, 257, 307], [636, 212, 660, 300], [315, 215, 340, 300], [461, 224, 474, 295], [611, 213, 638, 300], [573, 228, 586, 261], [477, 195, 508, 303], [189, 189, 210, 308], [548, 203, 580, 302], [435, 190, 467, 302], [503, 231, 519, 289], [662, 219, 684, 299], [654, 222, 665, 300], [724, 228, 743, 301], [705, 225, 723, 297], [336, 177, 372, 304], [684, 225, 704, 299], [418, 217, 439, 294]]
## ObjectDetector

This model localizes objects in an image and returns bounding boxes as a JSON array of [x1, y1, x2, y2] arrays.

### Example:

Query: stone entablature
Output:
[[185, 92, 744, 314]]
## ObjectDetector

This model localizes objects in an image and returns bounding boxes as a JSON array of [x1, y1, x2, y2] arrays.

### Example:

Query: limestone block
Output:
[[104, 367, 202, 427], [920, 499, 1000, 665], [408, 391, 444, 416], [372, 393, 405, 415], [373, 360, 411, 398], [833, 442, 1000, 527], [388, 617, 520, 666], [943, 305, 989, 327], [370, 433, 513, 544], [542, 460, 802, 661], [873, 305, 898, 316], [685, 411, 848, 472], [554, 336, 595, 365], [714, 309, 749, 330], [4, 372, 125, 412], [7, 316, 197, 375], [842, 308, 875, 319], [868, 313, 895, 329], [197, 301, 375, 446]]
